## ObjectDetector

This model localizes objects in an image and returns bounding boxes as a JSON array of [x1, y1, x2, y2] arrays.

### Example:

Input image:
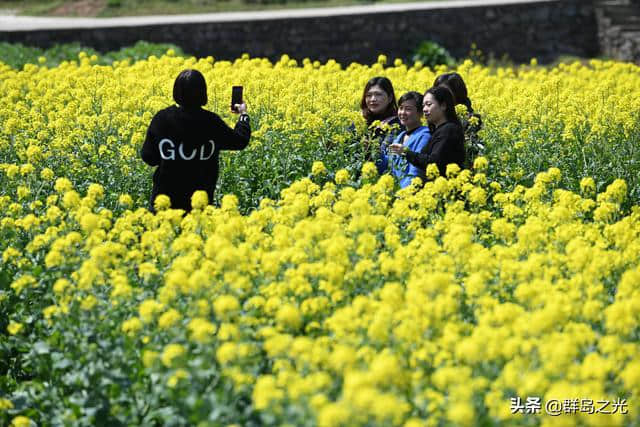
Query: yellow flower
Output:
[[121, 317, 143, 336], [138, 262, 159, 279], [62, 190, 81, 209], [16, 186, 30, 200], [40, 167, 54, 181], [252, 375, 284, 410], [187, 317, 217, 343], [87, 183, 104, 200], [191, 190, 209, 210], [216, 342, 237, 365], [54, 177, 73, 193], [312, 161, 327, 176], [140, 350, 158, 368], [157, 308, 181, 329], [7, 321, 23, 335], [2, 247, 21, 264], [445, 163, 461, 178], [426, 163, 440, 180], [79, 213, 101, 234], [334, 169, 350, 185], [468, 187, 487, 206], [221, 194, 239, 212], [361, 162, 378, 181], [473, 156, 488, 171], [317, 402, 351, 427], [0, 398, 14, 410], [404, 418, 425, 427], [118, 193, 133, 206], [213, 295, 241, 320], [276, 304, 302, 331], [167, 368, 189, 388], [161, 343, 186, 368], [43, 305, 59, 322], [580, 177, 596, 194], [11, 416, 32, 427], [10, 275, 36, 295], [154, 194, 171, 211], [52, 278, 71, 294], [139, 299, 164, 323]]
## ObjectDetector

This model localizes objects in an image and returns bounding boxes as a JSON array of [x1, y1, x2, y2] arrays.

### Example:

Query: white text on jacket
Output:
[[159, 139, 216, 160]]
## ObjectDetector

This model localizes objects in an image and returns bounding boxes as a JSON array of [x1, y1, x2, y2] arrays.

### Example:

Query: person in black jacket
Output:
[[141, 69, 250, 212], [433, 72, 483, 166], [390, 85, 465, 177]]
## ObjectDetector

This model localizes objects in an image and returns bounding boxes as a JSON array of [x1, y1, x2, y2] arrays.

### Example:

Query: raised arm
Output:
[[212, 103, 251, 150], [405, 131, 442, 171]]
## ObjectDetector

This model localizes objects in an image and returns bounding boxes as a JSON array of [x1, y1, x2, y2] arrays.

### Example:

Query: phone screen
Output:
[[231, 86, 243, 112]]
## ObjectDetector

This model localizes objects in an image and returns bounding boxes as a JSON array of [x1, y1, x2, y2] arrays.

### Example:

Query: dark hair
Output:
[[173, 69, 207, 108], [360, 76, 398, 124], [425, 85, 461, 127], [433, 72, 472, 111], [398, 91, 423, 112]]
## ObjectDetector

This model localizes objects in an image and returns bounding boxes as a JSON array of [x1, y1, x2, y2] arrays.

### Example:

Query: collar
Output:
[[405, 126, 420, 136]]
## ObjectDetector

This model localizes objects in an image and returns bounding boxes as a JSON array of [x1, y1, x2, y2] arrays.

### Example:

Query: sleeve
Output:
[[141, 111, 163, 167], [375, 140, 389, 174], [405, 131, 441, 171], [212, 113, 251, 150], [376, 131, 401, 174], [405, 131, 431, 178], [405, 127, 455, 176]]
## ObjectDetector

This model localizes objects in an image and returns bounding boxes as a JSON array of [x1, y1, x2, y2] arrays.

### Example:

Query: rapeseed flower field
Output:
[[1, 50, 640, 426]]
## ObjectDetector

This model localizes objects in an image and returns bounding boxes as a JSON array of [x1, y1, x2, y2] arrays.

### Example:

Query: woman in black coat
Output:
[[141, 69, 250, 212], [390, 85, 465, 177], [434, 72, 483, 165]]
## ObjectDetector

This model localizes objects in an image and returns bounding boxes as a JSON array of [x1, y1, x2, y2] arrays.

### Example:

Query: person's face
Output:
[[398, 99, 421, 130], [423, 93, 446, 125], [365, 85, 391, 115]]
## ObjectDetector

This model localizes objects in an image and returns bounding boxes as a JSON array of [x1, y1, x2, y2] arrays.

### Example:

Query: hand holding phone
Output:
[[231, 86, 243, 113], [389, 143, 405, 155]]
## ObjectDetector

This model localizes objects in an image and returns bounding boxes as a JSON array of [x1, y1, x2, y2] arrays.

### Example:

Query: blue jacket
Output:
[[376, 126, 431, 188]]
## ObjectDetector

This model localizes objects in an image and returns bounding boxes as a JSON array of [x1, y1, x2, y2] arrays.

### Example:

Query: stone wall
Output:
[[0, 0, 600, 64], [595, 0, 640, 63]]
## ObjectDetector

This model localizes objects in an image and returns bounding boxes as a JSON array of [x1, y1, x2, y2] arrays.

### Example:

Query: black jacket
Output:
[[405, 121, 465, 177], [141, 105, 250, 211]]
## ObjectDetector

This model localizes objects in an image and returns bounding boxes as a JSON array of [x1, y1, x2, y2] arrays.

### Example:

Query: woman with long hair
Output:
[[358, 76, 404, 161], [433, 72, 483, 164]]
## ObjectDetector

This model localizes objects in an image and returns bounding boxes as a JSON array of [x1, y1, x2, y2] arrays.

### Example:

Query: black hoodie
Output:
[[141, 105, 250, 212]]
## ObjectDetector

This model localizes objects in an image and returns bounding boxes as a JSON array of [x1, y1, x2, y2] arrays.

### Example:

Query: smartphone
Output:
[[231, 86, 243, 112]]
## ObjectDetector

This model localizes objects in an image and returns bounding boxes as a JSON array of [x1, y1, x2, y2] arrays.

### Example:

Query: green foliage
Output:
[[216, 127, 373, 212], [411, 40, 455, 68], [0, 41, 186, 69]]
